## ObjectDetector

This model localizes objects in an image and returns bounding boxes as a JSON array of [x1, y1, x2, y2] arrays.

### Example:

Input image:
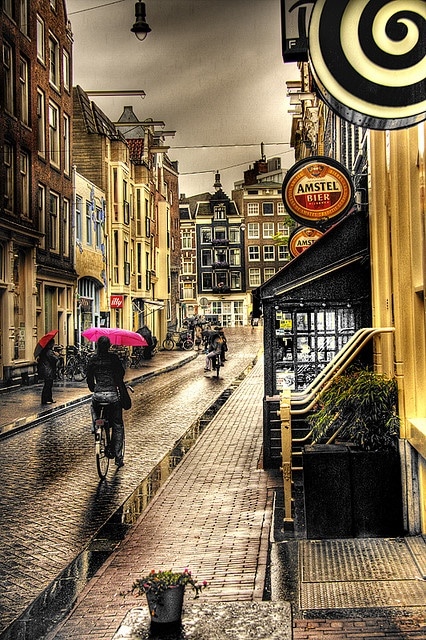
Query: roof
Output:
[[75, 86, 126, 142]]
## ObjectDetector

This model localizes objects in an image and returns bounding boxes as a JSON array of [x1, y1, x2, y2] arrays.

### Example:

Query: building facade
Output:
[[0, 0, 76, 386]]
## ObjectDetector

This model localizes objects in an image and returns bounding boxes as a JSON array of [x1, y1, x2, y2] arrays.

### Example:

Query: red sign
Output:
[[282, 157, 354, 227], [289, 227, 324, 258], [110, 295, 124, 309]]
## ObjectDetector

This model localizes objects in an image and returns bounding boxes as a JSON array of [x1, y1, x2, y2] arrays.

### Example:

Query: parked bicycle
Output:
[[162, 331, 176, 351], [176, 330, 194, 351], [64, 344, 92, 381], [53, 345, 65, 380]]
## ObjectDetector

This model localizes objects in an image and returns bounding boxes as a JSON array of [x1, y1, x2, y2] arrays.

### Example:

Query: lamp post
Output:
[[131, 1, 151, 41]]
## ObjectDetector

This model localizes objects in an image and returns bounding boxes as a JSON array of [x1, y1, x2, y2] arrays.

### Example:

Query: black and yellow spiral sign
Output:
[[309, 0, 426, 129]]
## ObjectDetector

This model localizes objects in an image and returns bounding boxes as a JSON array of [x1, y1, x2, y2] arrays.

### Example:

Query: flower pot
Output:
[[146, 584, 184, 625]]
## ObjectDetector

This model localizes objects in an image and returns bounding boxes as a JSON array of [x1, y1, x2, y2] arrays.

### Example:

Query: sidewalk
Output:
[[0, 349, 197, 439], [44, 354, 425, 640]]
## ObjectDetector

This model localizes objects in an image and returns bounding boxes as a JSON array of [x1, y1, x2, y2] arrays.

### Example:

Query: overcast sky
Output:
[[66, 0, 298, 196]]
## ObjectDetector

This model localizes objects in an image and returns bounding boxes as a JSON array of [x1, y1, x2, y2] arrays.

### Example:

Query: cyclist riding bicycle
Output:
[[86, 336, 125, 468], [204, 330, 223, 372]]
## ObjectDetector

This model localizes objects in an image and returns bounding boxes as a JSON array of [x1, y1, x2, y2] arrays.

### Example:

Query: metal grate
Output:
[[299, 538, 426, 610]]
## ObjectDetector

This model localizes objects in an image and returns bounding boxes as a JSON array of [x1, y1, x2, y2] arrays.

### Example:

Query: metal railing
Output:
[[279, 326, 395, 528]]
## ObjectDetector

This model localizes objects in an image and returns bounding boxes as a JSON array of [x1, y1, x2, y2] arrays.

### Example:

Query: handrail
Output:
[[290, 327, 395, 414]]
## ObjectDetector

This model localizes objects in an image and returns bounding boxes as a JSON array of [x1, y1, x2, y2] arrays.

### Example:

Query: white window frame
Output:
[[4, 142, 14, 212], [49, 191, 59, 252], [3, 42, 14, 114], [20, 0, 29, 35], [262, 202, 274, 216], [278, 245, 290, 261], [263, 222, 274, 238], [37, 16, 45, 62], [181, 230, 192, 250], [49, 101, 60, 168], [247, 202, 259, 216], [63, 113, 70, 175], [75, 195, 83, 242], [37, 90, 46, 157], [264, 267, 276, 280], [248, 245, 260, 261], [277, 202, 286, 215], [62, 49, 70, 91], [63, 198, 70, 257], [263, 245, 275, 261], [38, 184, 46, 248], [48, 34, 60, 89], [247, 222, 259, 239], [19, 56, 29, 125], [249, 268, 261, 287], [20, 151, 30, 217], [277, 222, 290, 236]]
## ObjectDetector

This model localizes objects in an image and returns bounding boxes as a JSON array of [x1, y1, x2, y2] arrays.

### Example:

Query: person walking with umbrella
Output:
[[35, 330, 59, 405], [86, 336, 126, 468]]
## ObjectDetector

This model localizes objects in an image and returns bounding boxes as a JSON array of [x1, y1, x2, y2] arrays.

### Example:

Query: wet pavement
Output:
[[1, 326, 426, 640]]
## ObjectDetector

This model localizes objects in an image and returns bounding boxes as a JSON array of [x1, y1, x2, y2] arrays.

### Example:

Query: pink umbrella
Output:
[[81, 327, 148, 346]]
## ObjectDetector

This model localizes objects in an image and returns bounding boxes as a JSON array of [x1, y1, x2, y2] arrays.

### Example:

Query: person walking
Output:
[[86, 336, 126, 468], [38, 338, 59, 405]]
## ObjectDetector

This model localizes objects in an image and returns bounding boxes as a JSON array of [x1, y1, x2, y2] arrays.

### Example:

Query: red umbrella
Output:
[[81, 327, 148, 347], [34, 329, 58, 358]]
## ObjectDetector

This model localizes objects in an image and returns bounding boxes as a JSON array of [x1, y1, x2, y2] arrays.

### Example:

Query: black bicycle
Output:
[[162, 331, 176, 350], [93, 388, 133, 479]]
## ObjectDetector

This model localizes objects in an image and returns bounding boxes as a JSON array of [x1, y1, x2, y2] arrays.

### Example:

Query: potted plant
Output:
[[303, 366, 403, 538], [132, 568, 207, 626]]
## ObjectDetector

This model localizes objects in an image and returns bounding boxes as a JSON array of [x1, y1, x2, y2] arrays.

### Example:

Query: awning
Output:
[[132, 298, 165, 313]]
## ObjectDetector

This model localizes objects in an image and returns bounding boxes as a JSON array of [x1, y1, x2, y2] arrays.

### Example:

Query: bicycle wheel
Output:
[[73, 361, 87, 382], [182, 339, 193, 351], [96, 422, 110, 479], [162, 338, 175, 350], [64, 357, 75, 380], [214, 356, 221, 378]]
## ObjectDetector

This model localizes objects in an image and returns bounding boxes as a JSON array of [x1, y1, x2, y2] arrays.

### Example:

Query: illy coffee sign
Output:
[[308, 0, 426, 130], [282, 157, 354, 227]]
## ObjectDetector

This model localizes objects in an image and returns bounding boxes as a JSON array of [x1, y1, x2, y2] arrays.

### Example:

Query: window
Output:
[[49, 101, 60, 167], [182, 230, 192, 249], [182, 283, 194, 299], [201, 249, 212, 267], [37, 16, 45, 62], [247, 202, 259, 216], [20, 151, 30, 217], [75, 195, 83, 242], [229, 248, 241, 266], [278, 245, 290, 261], [49, 35, 60, 88], [63, 198, 70, 256], [94, 207, 102, 249], [0, 244, 5, 282], [63, 50, 70, 91], [37, 185, 46, 247], [231, 272, 241, 289], [249, 268, 261, 287], [136, 243, 142, 289], [49, 192, 59, 251], [263, 202, 274, 215], [202, 272, 212, 290], [86, 201, 93, 245], [263, 222, 274, 238], [37, 90, 46, 157], [63, 114, 70, 175], [277, 202, 286, 215], [248, 246, 260, 261], [229, 226, 240, 243], [20, 0, 29, 36], [19, 57, 29, 125], [50, 0, 57, 9], [3, 42, 14, 114], [213, 226, 226, 241], [264, 268, 275, 280], [201, 227, 212, 243], [4, 142, 14, 211], [277, 222, 290, 236], [247, 222, 259, 239], [182, 257, 193, 274], [135, 190, 142, 236], [264, 245, 275, 261], [214, 205, 226, 220]]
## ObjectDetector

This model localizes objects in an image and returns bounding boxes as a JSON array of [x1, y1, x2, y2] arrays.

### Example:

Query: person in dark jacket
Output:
[[38, 339, 59, 405], [86, 336, 125, 468]]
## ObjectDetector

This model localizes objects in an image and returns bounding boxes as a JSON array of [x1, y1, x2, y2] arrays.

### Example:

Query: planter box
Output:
[[350, 449, 403, 537], [303, 444, 352, 539], [303, 445, 404, 539]]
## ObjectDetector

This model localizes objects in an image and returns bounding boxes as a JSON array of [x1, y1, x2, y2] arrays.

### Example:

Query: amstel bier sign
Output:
[[282, 156, 354, 227], [289, 227, 324, 258]]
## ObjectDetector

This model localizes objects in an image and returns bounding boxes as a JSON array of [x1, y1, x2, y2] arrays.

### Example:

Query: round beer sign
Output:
[[282, 156, 354, 227], [289, 227, 324, 258]]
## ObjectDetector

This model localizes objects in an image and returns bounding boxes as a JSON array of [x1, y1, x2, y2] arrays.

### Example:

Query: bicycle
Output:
[[64, 345, 90, 381], [176, 331, 194, 351], [204, 352, 221, 378], [53, 345, 65, 380], [93, 386, 133, 479], [162, 332, 176, 351]]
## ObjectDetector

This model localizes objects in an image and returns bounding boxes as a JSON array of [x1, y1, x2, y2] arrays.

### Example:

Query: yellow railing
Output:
[[279, 327, 395, 526]]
